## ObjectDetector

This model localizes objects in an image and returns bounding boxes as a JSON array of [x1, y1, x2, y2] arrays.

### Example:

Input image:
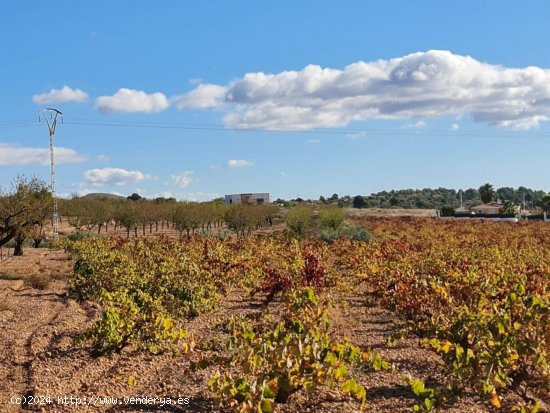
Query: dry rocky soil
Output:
[[0, 246, 539, 413]]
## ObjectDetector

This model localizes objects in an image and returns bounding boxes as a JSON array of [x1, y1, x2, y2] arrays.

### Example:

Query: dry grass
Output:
[[49, 273, 67, 281], [345, 207, 437, 218], [51, 255, 72, 261], [0, 272, 23, 281], [23, 273, 51, 290]]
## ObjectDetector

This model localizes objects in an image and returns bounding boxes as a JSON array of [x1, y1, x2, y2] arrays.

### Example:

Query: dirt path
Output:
[[0, 280, 70, 412]]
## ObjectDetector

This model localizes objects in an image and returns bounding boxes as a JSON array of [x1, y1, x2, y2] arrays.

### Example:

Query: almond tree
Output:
[[114, 201, 138, 238], [0, 177, 52, 255]]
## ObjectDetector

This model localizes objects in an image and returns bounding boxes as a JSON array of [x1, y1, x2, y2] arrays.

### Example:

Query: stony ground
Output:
[[0, 247, 537, 413]]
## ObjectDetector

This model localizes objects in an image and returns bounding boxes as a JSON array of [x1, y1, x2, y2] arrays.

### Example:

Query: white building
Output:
[[224, 193, 270, 205]]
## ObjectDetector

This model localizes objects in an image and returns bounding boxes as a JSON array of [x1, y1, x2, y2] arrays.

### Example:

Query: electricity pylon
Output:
[[39, 108, 63, 239]]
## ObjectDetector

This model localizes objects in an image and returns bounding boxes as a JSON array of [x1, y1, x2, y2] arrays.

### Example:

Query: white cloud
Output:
[[149, 190, 218, 202], [76, 188, 94, 197], [450, 123, 460, 132], [83, 167, 150, 186], [346, 131, 366, 140], [178, 192, 220, 202], [306, 138, 320, 144], [154, 191, 176, 199], [57, 193, 72, 199], [174, 84, 226, 109], [498, 115, 549, 130], [171, 170, 195, 188], [0, 143, 86, 166], [227, 159, 254, 168], [32, 85, 88, 104], [402, 120, 426, 129], [182, 50, 550, 130], [96, 154, 110, 162], [96, 88, 169, 113]]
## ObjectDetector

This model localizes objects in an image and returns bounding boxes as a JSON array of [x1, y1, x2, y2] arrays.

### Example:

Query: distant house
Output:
[[224, 193, 270, 205], [471, 202, 503, 215]]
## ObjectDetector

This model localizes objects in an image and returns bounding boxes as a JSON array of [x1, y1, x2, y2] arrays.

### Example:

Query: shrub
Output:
[[68, 237, 219, 354], [320, 227, 372, 243], [259, 250, 328, 303], [0, 273, 23, 281], [440, 205, 455, 217], [67, 231, 89, 242], [24, 273, 50, 290], [207, 288, 381, 411], [318, 206, 346, 230], [285, 205, 313, 238]]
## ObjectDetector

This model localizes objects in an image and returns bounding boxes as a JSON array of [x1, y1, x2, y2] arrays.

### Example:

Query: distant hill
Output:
[[80, 193, 126, 200]]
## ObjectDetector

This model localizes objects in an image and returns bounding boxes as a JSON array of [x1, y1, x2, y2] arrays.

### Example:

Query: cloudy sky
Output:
[[1, 1, 550, 200]]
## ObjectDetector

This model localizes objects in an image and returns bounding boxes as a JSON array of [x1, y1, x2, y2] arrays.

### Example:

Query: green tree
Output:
[[318, 206, 346, 230], [94, 200, 114, 234], [285, 205, 313, 238], [224, 205, 256, 236], [542, 193, 550, 213], [172, 203, 193, 237], [440, 205, 455, 217], [127, 193, 143, 201], [496, 187, 516, 203], [64, 198, 87, 231], [114, 202, 138, 238], [352, 196, 367, 209], [478, 183, 496, 204]]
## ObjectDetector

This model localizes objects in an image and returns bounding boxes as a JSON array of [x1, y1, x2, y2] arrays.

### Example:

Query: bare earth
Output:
[[345, 208, 437, 219], [0, 247, 529, 413]]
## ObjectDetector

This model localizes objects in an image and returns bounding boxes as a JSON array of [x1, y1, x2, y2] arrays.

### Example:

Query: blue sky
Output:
[[1, 1, 550, 201]]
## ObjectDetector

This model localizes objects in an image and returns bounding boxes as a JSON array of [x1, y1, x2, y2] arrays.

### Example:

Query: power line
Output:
[[61, 119, 544, 137], [0, 119, 37, 124], [0, 117, 546, 136], [0, 120, 38, 129]]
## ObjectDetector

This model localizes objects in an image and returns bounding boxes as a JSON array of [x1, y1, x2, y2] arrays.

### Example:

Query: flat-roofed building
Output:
[[224, 193, 270, 205]]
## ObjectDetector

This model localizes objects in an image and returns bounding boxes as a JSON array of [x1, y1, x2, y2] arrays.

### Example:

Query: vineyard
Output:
[[1, 218, 548, 412]]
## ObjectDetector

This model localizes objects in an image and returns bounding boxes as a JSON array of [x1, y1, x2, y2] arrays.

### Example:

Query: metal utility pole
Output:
[[39, 108, 63, 239]]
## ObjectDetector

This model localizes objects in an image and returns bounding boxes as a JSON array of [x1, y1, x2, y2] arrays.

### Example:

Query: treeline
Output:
[[348, 187, 549, 210], [59, 197, 279, 238]]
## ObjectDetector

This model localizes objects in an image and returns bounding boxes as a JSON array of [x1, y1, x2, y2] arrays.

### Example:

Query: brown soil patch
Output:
[[345, 208, 437, 219]]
